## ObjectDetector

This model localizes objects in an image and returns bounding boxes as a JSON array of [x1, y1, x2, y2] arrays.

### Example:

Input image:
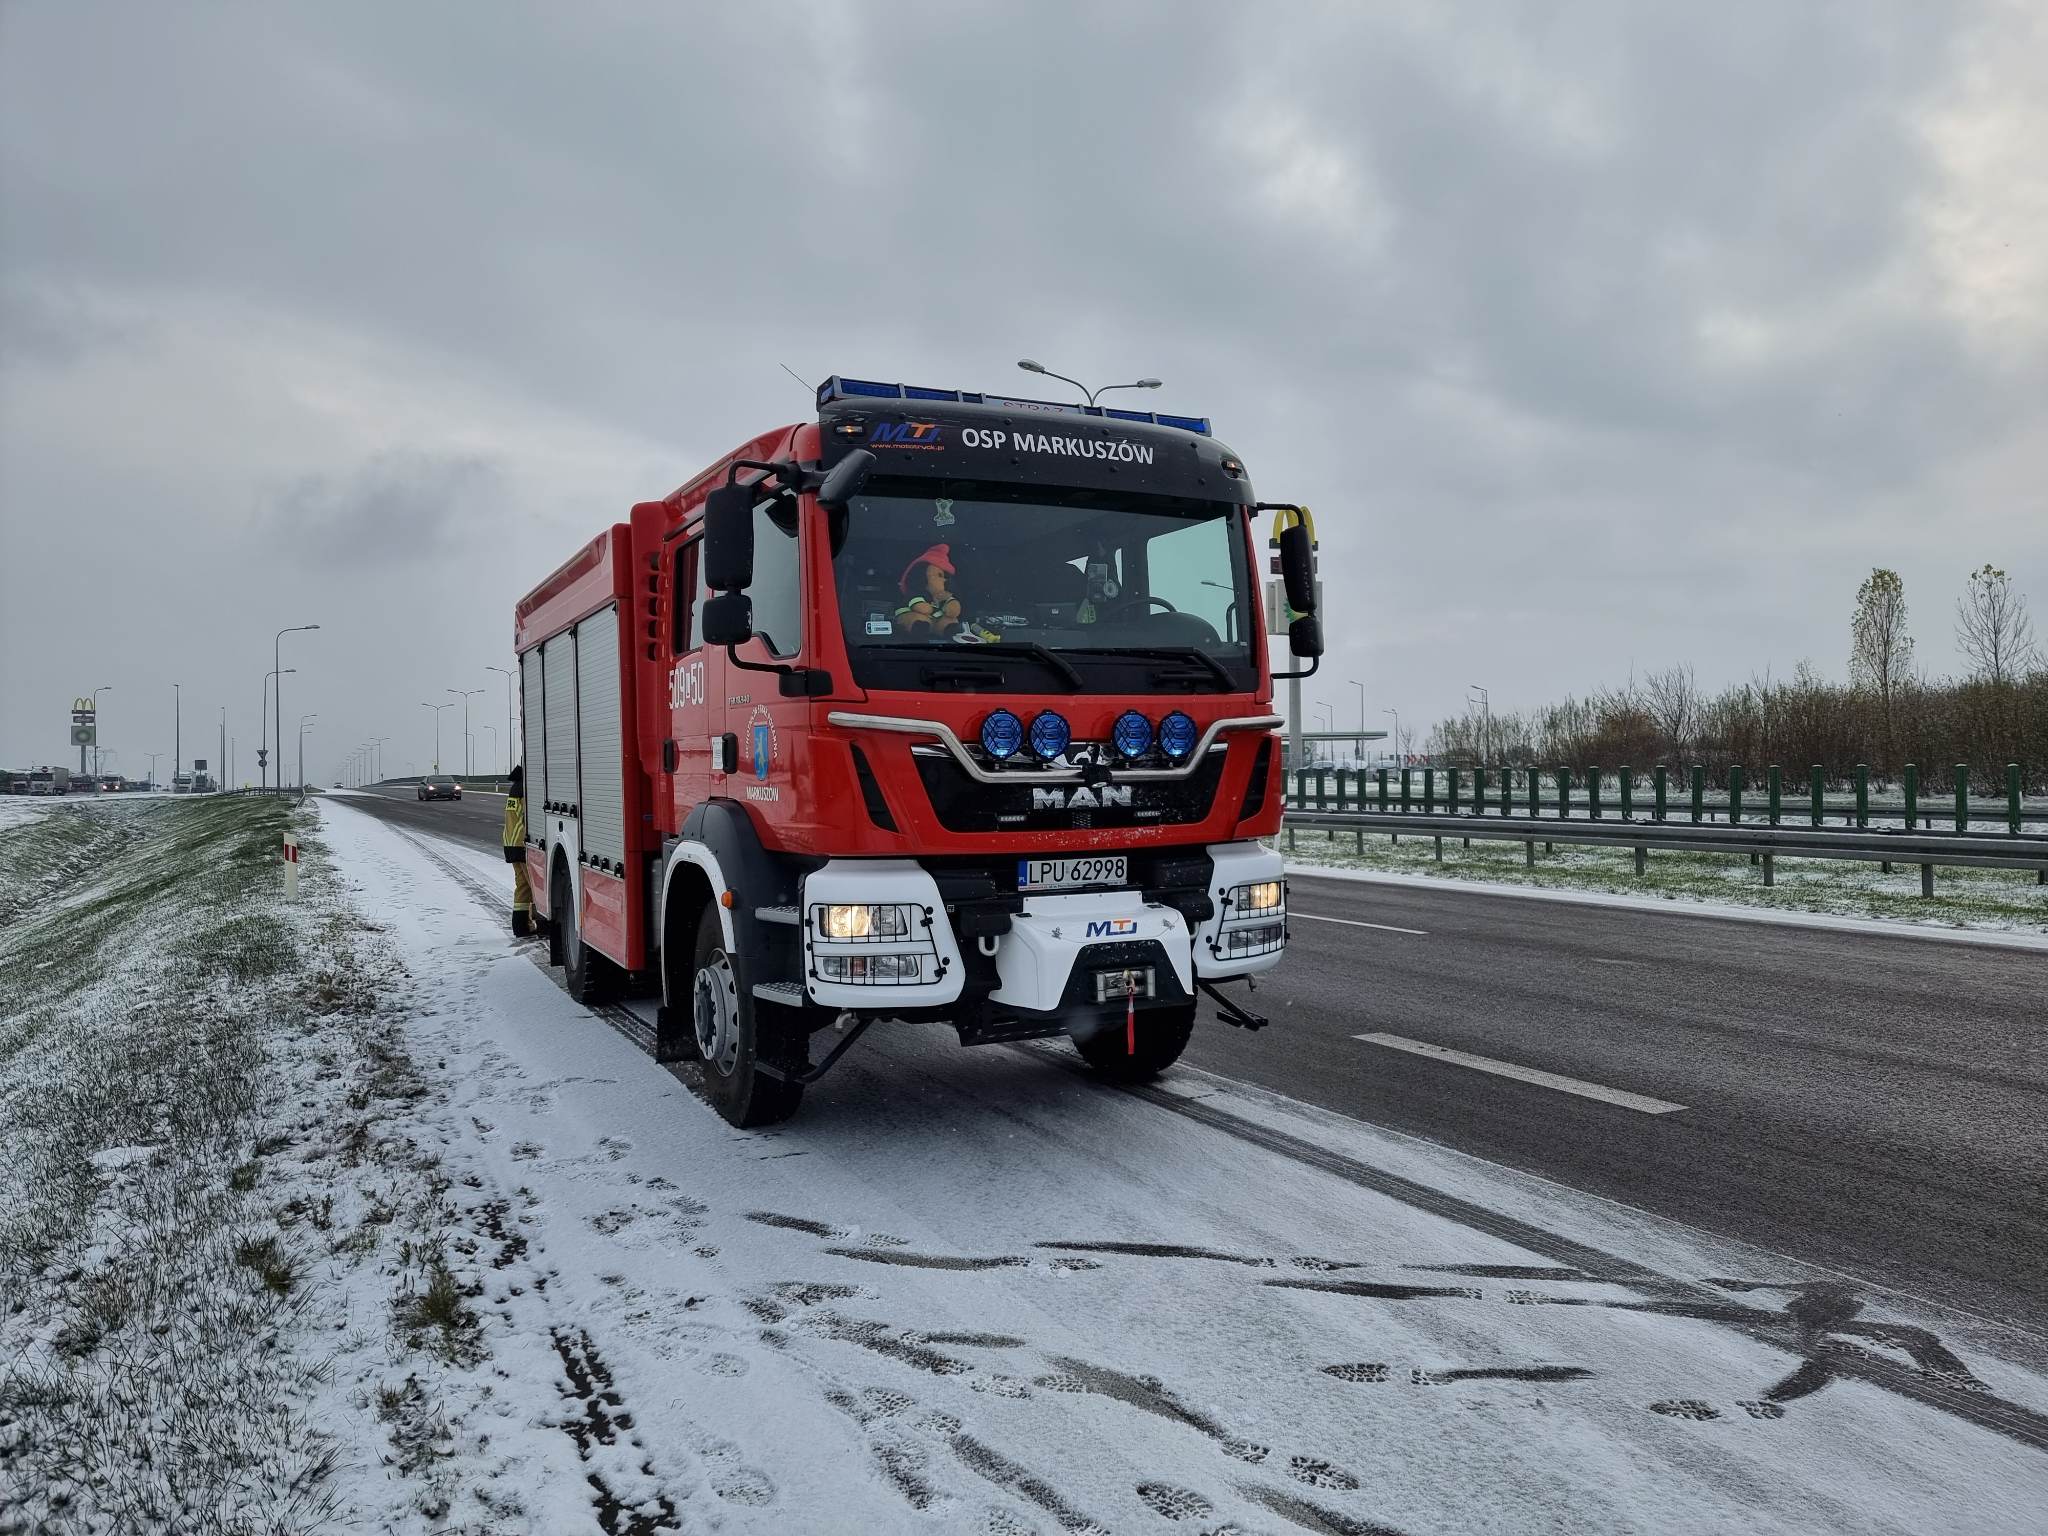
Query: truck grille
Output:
[[911, 753, 1226, 833]]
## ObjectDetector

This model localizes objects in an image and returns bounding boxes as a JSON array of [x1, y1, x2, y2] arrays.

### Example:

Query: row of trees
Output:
[[1430, 567, 2046, 789]]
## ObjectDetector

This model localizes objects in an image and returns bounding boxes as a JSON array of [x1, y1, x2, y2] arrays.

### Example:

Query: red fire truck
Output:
[[513, 375, 1323, 1126]]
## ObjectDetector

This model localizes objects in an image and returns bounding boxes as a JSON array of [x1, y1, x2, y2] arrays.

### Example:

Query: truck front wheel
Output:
[[1073, 1002, 1196, 1083], [691, 906, 803, 1128]]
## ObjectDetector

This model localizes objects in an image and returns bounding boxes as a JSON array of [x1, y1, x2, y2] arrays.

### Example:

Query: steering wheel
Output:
[[1104, 594, 1179, 619]]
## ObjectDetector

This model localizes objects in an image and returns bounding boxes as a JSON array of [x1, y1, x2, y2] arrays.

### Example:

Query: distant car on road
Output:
[[418, 775, 463, 802]]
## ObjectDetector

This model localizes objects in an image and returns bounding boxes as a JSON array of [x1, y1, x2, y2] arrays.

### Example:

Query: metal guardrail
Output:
[[1282, 808, 2048, 897], [1283, 764, 2048, 834]]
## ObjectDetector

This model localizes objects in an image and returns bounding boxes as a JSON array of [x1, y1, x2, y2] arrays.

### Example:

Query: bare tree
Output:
[[1641, 664, 1699, 758], [1955, 564, 2039, 686], [1850, 568, 1913, 770]]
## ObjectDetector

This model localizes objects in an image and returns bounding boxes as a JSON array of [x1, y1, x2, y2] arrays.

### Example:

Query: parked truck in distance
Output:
[[513, 374, 1324, 1126]]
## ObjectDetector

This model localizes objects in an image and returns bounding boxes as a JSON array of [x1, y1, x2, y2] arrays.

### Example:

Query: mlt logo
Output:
[[868, 420, 944, 451], [1085, 918, 1138, 938]]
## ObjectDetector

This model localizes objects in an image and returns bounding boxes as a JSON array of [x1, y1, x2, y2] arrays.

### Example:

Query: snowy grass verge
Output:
[[1273, 823, 2048, 934], [0, 797, 473, 1533]]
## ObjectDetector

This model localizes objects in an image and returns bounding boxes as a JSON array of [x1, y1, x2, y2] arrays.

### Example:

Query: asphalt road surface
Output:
[[337, 785, 2048, 1330]]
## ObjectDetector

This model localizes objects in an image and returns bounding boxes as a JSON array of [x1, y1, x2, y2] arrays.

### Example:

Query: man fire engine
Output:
[[513, 375, 1322, 1126]]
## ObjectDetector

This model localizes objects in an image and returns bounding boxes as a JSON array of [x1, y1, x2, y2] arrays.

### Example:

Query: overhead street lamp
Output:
[[1469, 683, 1491, 766], [1382, 707, 1401, 767], [421, 701, 452, 773], [1016, 359, 1164, 408], [485, 664, 515, 775], [298, 716, 316, 790], [448, 687, 483, 776], [172, 682, 180, 792], [145, 751, 162, 791], [275, 624, 320, 789], [1350, 679, 1366, 766], [482, 724, 497, 780], [367, 735, 390, 785]]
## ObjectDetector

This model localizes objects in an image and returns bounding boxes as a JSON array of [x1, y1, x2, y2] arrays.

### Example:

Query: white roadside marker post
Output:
[[283, 832, 299, 899]]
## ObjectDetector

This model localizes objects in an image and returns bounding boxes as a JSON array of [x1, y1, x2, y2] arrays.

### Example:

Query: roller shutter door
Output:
[[520, 648, 545, 825], [542, 632, 579, 819], [575, 607, 625, 869]]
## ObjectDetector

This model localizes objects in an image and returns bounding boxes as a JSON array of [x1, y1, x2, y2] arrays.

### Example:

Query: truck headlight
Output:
[[816, 903, 913, 940], [1231, 880, 1283, 916]]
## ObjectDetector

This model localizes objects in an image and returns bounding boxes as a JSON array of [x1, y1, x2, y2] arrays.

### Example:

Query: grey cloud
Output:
[[264, 452, 504, 569]]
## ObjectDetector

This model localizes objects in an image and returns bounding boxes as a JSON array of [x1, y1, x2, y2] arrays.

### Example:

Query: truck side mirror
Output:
[[701, 591, 754, 648], [703, 483, 755, 592], [1278, 523, 1317, 617], [1288, 613, 1323, 659], [818, 448, 875, 509]]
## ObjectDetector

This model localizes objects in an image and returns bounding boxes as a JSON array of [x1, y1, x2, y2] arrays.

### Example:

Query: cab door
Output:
[[661, 531, 715, 823]]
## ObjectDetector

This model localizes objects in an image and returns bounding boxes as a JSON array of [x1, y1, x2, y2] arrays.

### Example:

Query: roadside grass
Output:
[[0, 798, 486, 1533], [1275, 822, 2048, 931]]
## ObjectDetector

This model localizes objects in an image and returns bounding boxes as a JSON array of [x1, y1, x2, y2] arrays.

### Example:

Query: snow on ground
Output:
[[1275, 826, 2048, 936], [304, 796, 2048, 1534], [0, 797, 60, 832], [1283, 862, 2048, 952]]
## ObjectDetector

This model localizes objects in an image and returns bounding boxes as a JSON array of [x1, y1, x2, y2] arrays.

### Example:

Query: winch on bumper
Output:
[[796, 843, 1285, 1041]]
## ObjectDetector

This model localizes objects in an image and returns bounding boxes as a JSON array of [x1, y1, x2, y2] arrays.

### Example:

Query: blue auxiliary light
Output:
[[1159, 710, 1198, 760], [980, 709, 1024, 761], [1028, 711, 1072, 761], [1112, 711, 1154, 759], [815, 376, 1210, 435]]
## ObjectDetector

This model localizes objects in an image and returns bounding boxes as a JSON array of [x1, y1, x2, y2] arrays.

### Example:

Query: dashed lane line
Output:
[[1290, 912, 1428, 936], [1354, 1032, 1688, 1115]]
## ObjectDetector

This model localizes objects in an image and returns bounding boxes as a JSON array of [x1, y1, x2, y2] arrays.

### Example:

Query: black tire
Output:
[[560, 864, 609, 1004], [1074, 1002, 1197, 1083], [689, 905, 803, 1128]]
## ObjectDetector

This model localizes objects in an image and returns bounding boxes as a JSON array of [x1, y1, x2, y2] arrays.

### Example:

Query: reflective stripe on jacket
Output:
[[503, 795, 526, 861]]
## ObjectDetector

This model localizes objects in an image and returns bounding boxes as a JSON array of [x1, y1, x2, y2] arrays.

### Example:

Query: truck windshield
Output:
[[832, 481, 1256, 694]]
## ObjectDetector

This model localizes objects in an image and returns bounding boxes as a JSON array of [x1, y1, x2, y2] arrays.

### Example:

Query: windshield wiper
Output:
[[866, 640, 1082, 690], [1066, 645, 1235, 690]]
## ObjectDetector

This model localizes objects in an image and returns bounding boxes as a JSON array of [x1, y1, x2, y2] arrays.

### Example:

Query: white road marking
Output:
[[1291, 912, 1428, 936], [1353, 1032, 1688, 1115], [1589, 958, 1642, 967]]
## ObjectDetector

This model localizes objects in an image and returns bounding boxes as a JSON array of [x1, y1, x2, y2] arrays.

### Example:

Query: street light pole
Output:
[[421, 701, 452, 772], [145, 751, 162, 790], [448, 687, 483, 776], [260, 669, 296, 790], [1382, 707, 1401, 767], [298, 716, 316, 789], [173, 682, 180, 791], [369, 735, 390, 785], [486, 664, 515, 775], [1350, 679, 1365, 766], [1016, 360, 1164, 408], [275, 624, 321, 789], [88, 685, 112, 779], [1468, 684, 1490, 766]]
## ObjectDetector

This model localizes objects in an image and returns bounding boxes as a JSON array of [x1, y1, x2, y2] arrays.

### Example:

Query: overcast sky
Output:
[[3, 1, 2043, 778]]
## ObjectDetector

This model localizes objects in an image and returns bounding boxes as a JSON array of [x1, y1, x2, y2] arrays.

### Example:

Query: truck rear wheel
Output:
[[691, 905, 802, 1128], [1074, 1002, 1196, 1083]]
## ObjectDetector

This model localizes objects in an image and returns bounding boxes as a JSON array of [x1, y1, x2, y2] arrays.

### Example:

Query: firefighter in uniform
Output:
[[504, 765, 532, 935]]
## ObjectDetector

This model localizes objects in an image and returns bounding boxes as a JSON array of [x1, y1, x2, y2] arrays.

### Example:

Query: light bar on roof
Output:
[[814, 375, 1209, 435]]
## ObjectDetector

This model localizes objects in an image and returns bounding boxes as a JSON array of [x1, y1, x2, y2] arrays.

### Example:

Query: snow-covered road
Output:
[[315, 797, 2048, 1534]]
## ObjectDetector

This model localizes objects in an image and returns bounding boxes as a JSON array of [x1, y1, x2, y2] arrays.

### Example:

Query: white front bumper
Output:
[[989, 890, 1193, 1015]]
